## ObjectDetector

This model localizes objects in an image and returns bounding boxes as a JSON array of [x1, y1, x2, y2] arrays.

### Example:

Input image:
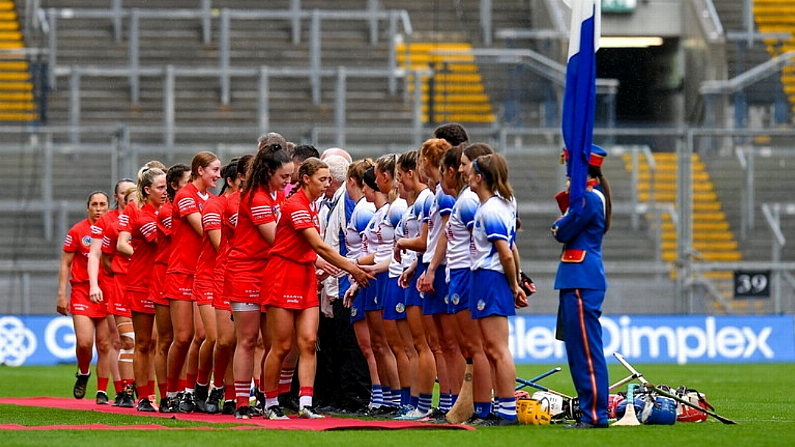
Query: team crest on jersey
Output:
[[351, 306, 358, 318], [374, 296, 378, 305], [395, 303, 405, 314], [477, 299, 486, 311], [451, 293, 460, 305], [419, 292, 425, 299], [444, 294, 449, 305], [81, 236, 92, 246]]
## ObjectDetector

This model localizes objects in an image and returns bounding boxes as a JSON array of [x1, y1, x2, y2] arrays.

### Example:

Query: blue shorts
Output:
[[382, 276, 407, 321], [421, 263, 449, 316], [447, 268, 471, 314], [404, 261, 426, 307], [350, 288, 366, 324], [362, 274, 381, 312], [469, 269, 516, 319]]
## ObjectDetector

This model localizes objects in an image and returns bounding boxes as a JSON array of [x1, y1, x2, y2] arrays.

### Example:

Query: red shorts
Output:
[[149, 263, 169, 307], [226, 271, 264, 305], [262, 257, 318, 310], [163, 272, 195, 301], [70, 282, 107, 318], [107, 273, 131, 318], [212, 278, 231, 311], [128, 289, 155, 314], [192, 278, 214, 307]]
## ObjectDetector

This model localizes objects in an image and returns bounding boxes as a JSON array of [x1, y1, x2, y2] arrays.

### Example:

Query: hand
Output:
[[316, 269, 331, 282], [417, 268, 435, 293], [351, 266, 375, 289], [89, 285, 103, 303], [343, 283, 359, 308], [393, 242, 404, 263], [315, 256, 342, 278], [399, 263, 416, 288], [56, 296, 68, 316], [513, 286, 528, 308]]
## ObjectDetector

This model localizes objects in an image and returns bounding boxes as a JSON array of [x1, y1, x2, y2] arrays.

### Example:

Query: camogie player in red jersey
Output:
[[191, 157, 249, 412], [259, 158, 373, 420], [150, 164, 190, 410], [57, 191, 111, 403], [117, 166, 169, 412], [206, 155, 252, 414], [164, 152, 221, 412], [87, 178, 136, 406], [227, 136, 292, 419]]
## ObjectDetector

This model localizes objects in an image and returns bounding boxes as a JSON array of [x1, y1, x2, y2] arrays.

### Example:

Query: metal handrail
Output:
[[43, 5, 414, 95], [58, 64, 422, 147], [700, 51, 795, 95]]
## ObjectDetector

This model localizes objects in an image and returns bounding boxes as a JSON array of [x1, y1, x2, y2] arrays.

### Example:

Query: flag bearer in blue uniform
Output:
[[551, 145, 612, 429]]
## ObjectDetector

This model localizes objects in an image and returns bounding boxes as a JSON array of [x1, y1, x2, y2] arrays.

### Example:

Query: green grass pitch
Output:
[[0, 363, 793, 446]]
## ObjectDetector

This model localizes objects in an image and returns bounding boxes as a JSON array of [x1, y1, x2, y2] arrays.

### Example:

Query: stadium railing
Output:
[[40, 4, 413, 104]]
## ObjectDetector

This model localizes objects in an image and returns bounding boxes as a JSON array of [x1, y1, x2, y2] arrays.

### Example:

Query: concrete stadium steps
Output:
[[504, 151, 658, 265], [624, 151, 742, 263], [398, 41, 495, 124], [753, 0, 795, 117], [625, 151, 773, 314], [40, 0, 413, 132], [0, 0, 37, 122], [703, 151, 795, 262]]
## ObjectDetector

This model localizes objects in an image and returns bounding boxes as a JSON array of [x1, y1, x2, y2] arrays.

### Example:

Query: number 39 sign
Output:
[[734, 271, 771, 298]]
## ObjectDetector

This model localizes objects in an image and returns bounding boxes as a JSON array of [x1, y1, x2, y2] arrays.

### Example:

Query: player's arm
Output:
[[56, 251, 75, 315], [495, 238, 527, 308], [256, 221, 277, 246], [185, 211, 203, 237], [208, 229, 222, 251], [88, 236, 104, 303], [117, 230, 134, 257], [299, 227, 374, 287]]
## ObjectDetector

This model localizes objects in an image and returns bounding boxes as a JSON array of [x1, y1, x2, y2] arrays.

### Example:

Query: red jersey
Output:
[[63, 218, 93, 284], [97, 208, 131, 275], [90, 210, 116, 283], [154, 201, 173, 265], [214, 190, 239, 282], [194, 194, 226, 283], [121, 201, 160, 293], [227, 188, 284, 272], [167, 182, 213, 275], [270, 188, 320, 264]]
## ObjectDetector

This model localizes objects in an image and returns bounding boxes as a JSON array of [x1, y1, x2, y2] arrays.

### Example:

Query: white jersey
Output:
[[389, 204, 412, 278], [374, 198, 407, 265], [361, 202, 386, 257], [445, 186, 479, 270], [345, 197, 375, 261], [422, 182, 455, 264], [471, 195, 517, 273]]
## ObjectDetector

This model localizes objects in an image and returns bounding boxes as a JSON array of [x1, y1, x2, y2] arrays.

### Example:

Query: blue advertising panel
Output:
[[510, 314, 795, 364], [0, 315, 86, 366], [2, 314, 794, 366]]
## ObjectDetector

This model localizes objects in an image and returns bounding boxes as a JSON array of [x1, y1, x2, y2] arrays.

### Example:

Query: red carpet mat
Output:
[[0, 397, 473, 431]]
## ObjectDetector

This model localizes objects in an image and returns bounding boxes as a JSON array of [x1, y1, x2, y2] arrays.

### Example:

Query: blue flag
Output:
[[561, 0, 600, 215]]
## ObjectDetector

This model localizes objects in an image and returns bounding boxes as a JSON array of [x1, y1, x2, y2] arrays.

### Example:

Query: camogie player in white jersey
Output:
[[342, 159, 381, 410], [363, 154, 411, 414], [350, 164, 400, 412], [416, 138, 464, 415], [467, 153, 527, 426], [392, 150, 437, 420]]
